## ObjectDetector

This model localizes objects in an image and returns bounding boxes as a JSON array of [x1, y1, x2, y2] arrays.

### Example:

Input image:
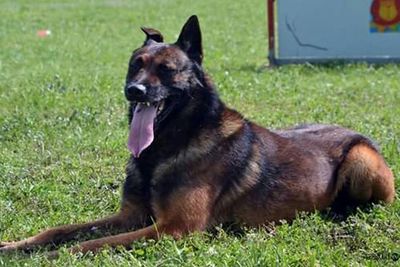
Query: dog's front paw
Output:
[[0, 241, 18, 252], [0, 241, 13, 247], [0, 240, 32, 253]]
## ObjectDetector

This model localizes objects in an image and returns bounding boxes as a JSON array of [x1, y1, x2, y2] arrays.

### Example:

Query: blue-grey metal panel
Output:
[[276, 0, 400, 63]]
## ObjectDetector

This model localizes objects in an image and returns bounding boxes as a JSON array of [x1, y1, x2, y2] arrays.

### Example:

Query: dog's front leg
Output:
[[0, 214, 120, 252], [59, 218, 204, 256], [65, 223, 167, 255], [0, 201, 147, 252], [51, 185, 214, 256]]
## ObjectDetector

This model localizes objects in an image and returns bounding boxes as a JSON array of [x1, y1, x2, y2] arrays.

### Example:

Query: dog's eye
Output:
[[130, 58, 143, 72], [157, 64, 176, 75]]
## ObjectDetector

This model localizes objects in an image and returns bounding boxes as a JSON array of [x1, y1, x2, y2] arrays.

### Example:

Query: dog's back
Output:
[[221, 122, 394, 225]]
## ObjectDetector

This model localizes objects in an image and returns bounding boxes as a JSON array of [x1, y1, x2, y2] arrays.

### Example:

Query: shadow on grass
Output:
[[235, 64, 271, 73], [320, 202, 377, 223], [234, 62, 400, 74]]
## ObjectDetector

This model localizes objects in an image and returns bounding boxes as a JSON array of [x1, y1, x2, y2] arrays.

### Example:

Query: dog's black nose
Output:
[[125, 83, 147, 100]]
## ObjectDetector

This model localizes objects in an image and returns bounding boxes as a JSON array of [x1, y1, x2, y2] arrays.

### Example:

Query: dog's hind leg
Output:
[[335, 143, 395, 207], [0, 201, 146, 252]]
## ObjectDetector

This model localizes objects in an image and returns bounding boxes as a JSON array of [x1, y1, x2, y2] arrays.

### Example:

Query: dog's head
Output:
[[125, 15, 208, 158]]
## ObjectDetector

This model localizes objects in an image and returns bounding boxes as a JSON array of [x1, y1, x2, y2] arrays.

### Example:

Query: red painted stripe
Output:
[[267, 0, 276, 65]]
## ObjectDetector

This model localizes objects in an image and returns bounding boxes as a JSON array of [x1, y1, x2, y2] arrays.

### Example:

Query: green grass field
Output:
[[0, 0, 399, 266]]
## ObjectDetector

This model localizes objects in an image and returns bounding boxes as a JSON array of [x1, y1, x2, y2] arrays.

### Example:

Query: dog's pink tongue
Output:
[[128, 103, 157, 157]]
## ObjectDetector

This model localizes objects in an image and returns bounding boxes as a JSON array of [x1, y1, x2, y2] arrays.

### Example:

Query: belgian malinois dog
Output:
[[0, 15, 395, 256]]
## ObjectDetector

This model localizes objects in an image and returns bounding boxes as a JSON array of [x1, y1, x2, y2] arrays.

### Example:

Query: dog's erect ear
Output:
[[141, 27, 164, 45], [176, 15, 203, 64]]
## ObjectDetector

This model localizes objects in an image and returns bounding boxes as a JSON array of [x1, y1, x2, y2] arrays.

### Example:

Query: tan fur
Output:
[[220, 110, 244, 138], [337, 144, 395, 203], [155, 185, 214, 237]]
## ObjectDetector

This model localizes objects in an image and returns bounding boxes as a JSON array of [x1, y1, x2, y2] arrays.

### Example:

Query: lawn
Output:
[[0, 0, 399, 266]]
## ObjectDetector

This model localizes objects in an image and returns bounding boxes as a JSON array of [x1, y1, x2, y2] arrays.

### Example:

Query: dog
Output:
[[0, 15, 395, 256]]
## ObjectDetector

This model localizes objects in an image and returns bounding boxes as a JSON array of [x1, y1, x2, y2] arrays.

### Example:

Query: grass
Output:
[[0, 0, 399, 266]]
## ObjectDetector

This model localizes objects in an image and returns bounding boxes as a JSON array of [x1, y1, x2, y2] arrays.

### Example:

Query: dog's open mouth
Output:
[[127, 100, 165, 158]]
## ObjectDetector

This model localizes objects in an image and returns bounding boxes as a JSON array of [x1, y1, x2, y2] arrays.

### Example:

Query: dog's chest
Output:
[[124, 157, 185, 206]]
